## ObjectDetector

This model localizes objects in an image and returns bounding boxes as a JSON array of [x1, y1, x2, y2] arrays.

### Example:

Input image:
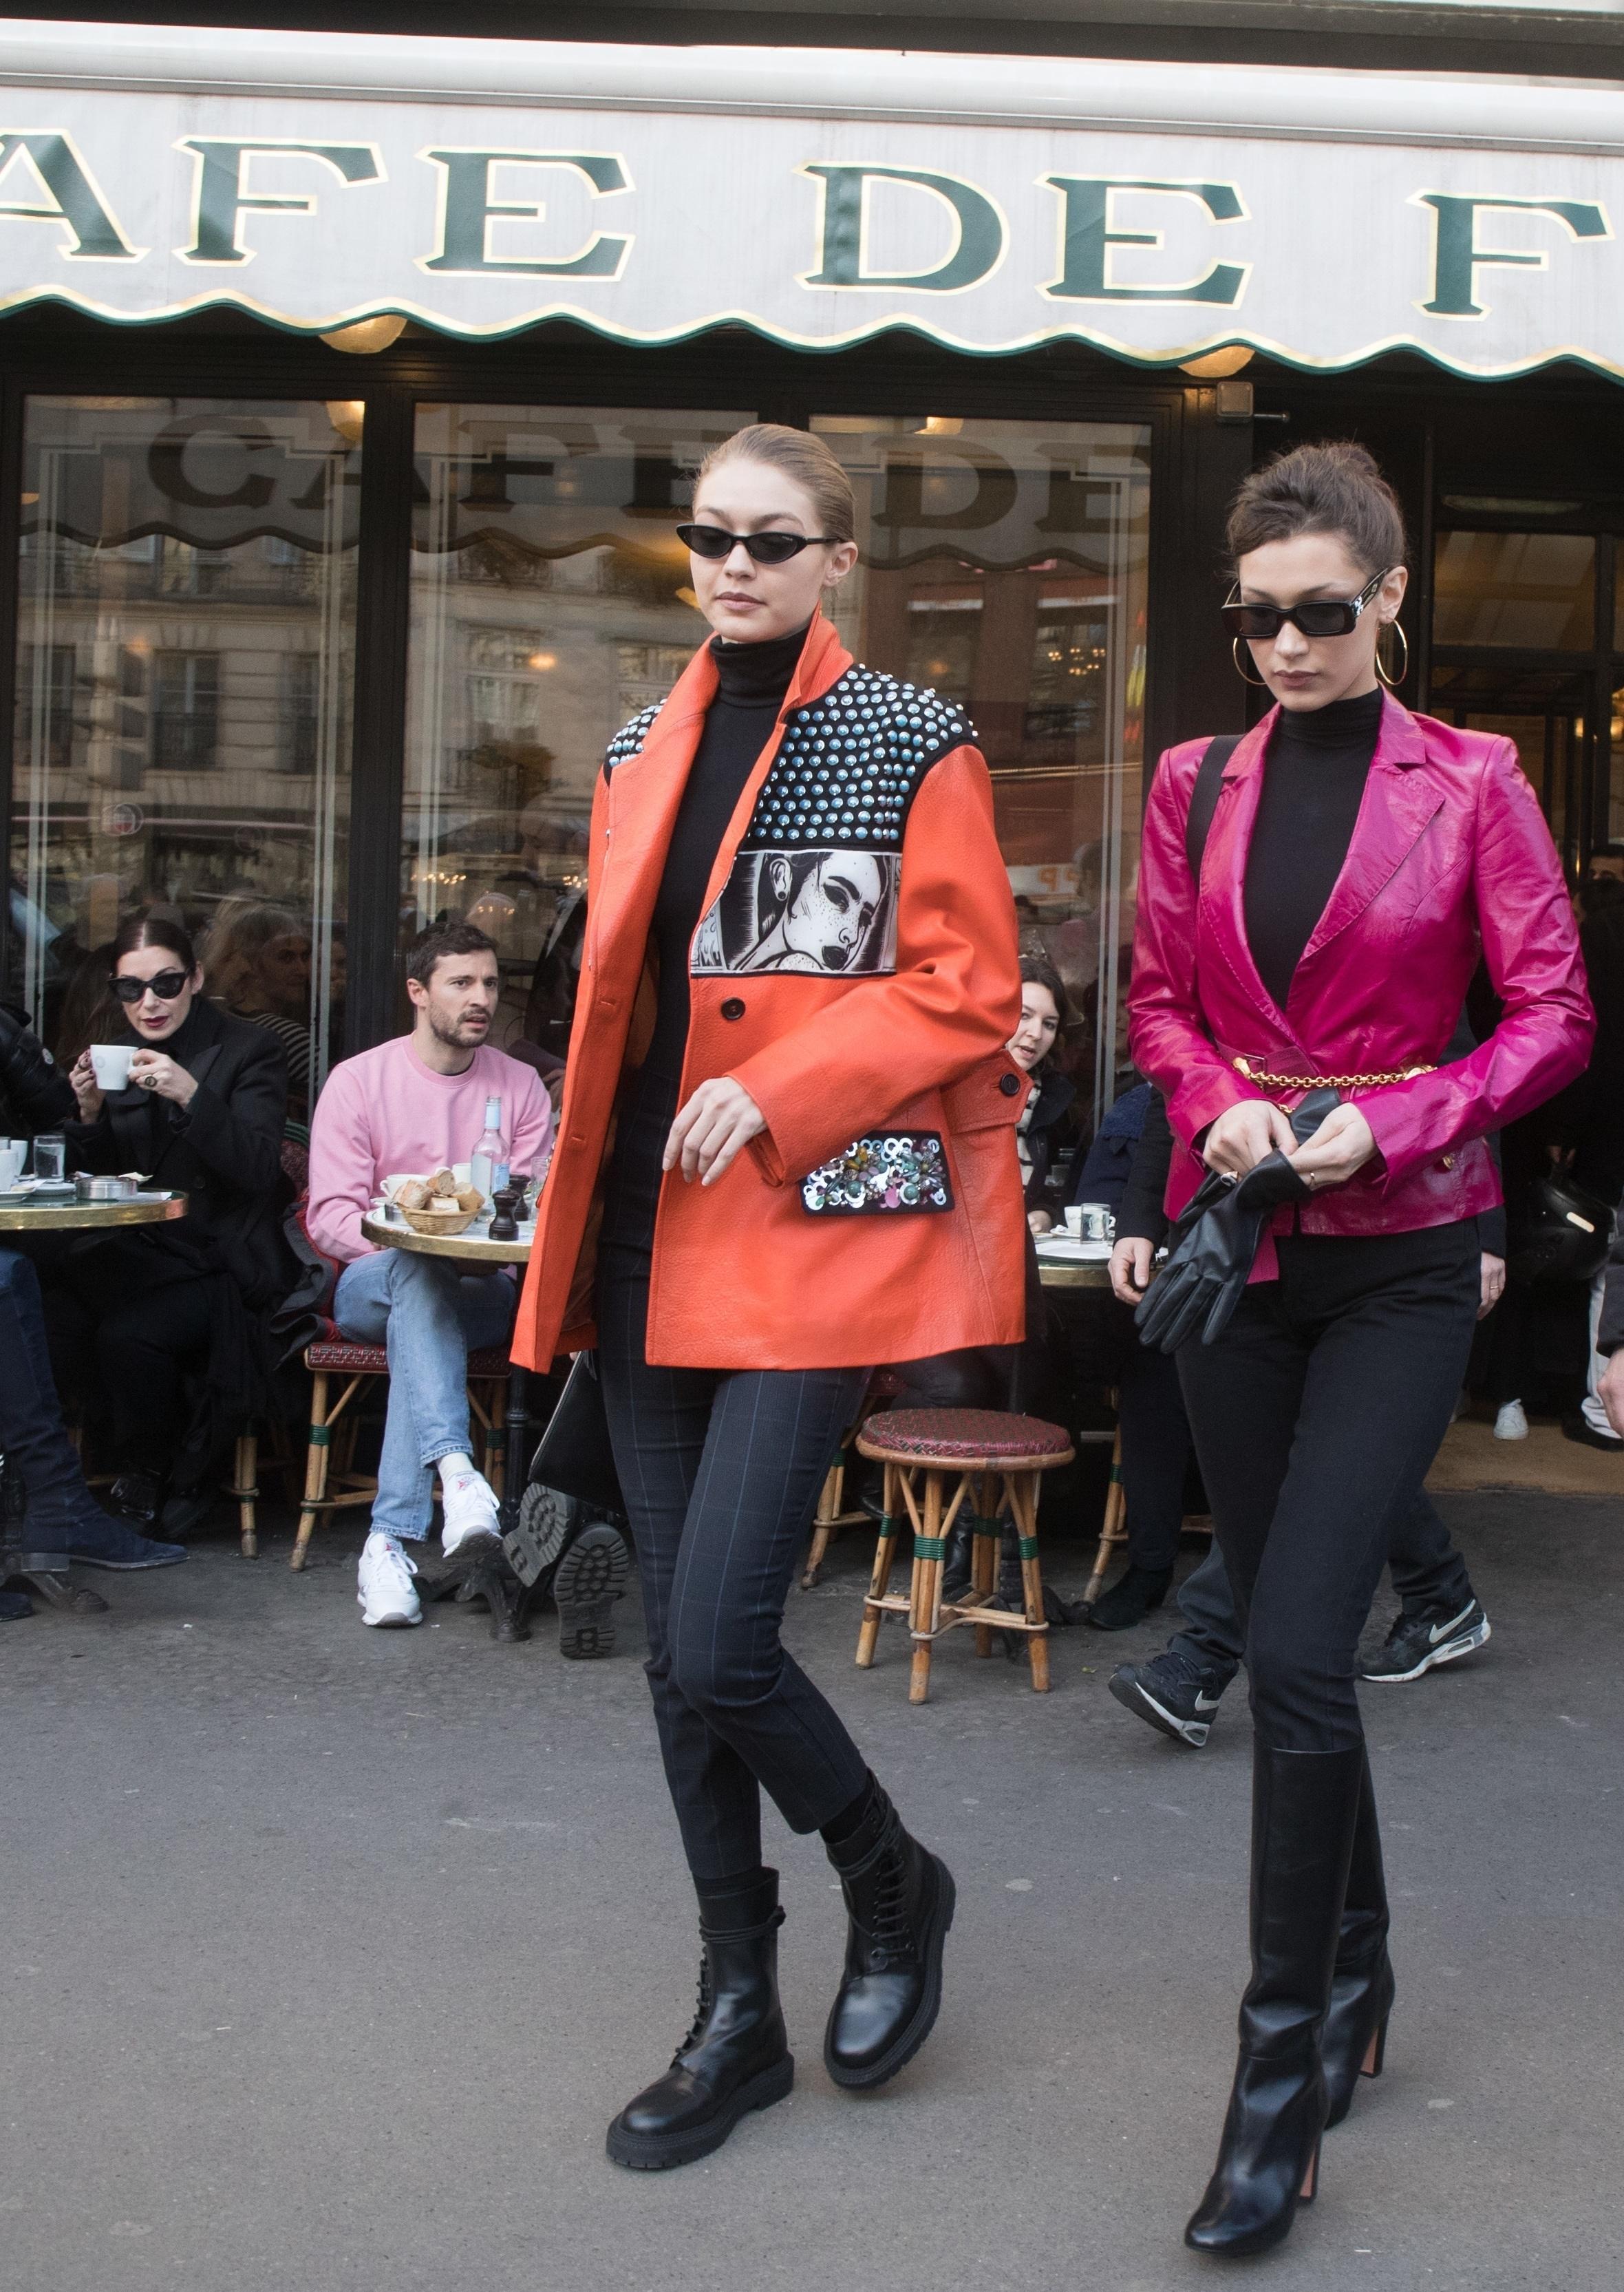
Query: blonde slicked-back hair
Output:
[[695, 423, 856, 544]]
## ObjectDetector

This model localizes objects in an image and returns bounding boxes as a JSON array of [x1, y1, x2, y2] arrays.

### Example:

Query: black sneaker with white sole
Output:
[[553, 1520, 630, 1659], [1109, 1647, 1232, 1748], [1361, 1598, 1490, 1683]]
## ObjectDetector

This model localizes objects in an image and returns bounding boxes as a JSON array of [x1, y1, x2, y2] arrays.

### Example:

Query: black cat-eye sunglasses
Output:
[[676, 523, 840, 565]]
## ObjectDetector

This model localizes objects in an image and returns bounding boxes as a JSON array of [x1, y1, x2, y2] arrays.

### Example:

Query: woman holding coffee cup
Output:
[[54, 914, 291, 1534]]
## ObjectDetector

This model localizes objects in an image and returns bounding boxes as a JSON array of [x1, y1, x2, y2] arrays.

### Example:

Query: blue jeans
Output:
[[333, 1250, 515, 1542]]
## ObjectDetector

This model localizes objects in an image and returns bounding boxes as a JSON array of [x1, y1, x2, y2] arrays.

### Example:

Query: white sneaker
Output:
[[440, 1468, 502, 1558], [1493, 1400, 1530, 1441], [358, 1530, 422, 1627]]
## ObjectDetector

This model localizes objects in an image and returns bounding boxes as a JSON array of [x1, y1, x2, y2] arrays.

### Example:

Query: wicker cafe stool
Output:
[[290, 1341, 513, 1571], [854, 1408, 1074, 1702]]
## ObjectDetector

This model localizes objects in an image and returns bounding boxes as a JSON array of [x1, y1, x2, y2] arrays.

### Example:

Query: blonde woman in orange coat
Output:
[[514, 426, 1025, 2171]]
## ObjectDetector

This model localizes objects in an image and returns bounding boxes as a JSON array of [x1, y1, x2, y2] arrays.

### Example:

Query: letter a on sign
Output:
[[0, 131, 138, 260]]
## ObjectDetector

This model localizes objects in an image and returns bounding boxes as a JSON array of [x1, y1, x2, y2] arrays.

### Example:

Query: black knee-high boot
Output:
[[606, 1868, 793, 2170], [1185, 1743, 1363, 2258], [1322, 1750, 1394, 2129]]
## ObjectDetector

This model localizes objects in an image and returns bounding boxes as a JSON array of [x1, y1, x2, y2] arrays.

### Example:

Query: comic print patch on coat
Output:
[[688, 668, 974, 978], [800, 1132, 954, 1216]]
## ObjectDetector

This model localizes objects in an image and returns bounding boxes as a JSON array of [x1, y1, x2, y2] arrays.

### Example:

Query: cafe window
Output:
[[8, 396, 360, 1115], [813, 415, 1151, 1125], [1433, 531, 1595, 650], [403, 405, 751, 1057]]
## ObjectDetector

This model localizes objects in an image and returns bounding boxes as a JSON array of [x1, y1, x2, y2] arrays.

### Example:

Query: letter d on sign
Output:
[[801, 164, 1005, 293]]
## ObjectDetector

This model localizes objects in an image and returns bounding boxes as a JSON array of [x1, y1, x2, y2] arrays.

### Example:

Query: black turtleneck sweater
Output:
[[1243, 686, 1382, 1012], [643, 622, 806, 1087]]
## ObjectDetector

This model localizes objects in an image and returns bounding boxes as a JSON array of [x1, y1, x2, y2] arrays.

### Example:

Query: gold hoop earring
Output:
[[1231, 635, 1270, 688], [1376, 619, 1409, 689]]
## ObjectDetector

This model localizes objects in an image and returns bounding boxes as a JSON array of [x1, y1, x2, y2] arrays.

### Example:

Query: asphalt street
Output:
[[3, 1489, 1621, 2292]]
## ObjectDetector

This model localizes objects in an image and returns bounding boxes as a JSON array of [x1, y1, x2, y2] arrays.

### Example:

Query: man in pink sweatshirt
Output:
[[308, 923, 553, 1628]]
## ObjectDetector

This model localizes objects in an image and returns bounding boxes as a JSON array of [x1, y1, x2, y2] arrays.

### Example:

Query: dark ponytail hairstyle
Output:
[[1225, 442, 1407, 581], [109, 911, 199, 977]]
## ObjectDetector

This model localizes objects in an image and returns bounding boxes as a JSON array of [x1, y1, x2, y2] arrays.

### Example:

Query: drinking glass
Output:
[[32, 1134, 65, 1184]]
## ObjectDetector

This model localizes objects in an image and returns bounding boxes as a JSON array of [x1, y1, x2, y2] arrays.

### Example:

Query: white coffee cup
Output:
[[91, 1043, 136, 1091], [1063, 1205, 1084, 1237], [0, 1142, 23, 1191]]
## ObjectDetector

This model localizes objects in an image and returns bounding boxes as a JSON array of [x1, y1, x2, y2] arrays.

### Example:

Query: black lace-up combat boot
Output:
[[606, 1869, 792, 2170], [823, 1777, 955, 2090]]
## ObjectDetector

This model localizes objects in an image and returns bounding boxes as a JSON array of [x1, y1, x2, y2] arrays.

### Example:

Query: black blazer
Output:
[[70, 999, 291, 1307]]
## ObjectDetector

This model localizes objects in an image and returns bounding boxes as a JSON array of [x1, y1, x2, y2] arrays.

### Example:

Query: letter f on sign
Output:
[[178, 140, 383, 265], [1415, 193, 1610, 318]]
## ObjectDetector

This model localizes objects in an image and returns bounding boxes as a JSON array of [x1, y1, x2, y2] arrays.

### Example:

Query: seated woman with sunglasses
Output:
[[56, 915, 290, 1535], [1128, 443, 1590, 2258], [515, 423, 1025, 2170]]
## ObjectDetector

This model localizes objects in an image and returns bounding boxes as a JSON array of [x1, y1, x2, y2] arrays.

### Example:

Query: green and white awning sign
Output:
[[4, 22, 1624, 376]]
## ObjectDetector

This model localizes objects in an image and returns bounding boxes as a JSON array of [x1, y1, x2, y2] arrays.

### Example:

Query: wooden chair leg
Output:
[[803, 1450, 844, 1591], [855, 1462, 899, 1667], [972, 1469, 1000, 1657], [292, 1372, 331, 1571], [1084, 1423, 1126, 1607], [232, 1432, 259, 1559], [909, 1468, 943, 1705], [1012, 1473, 1051, 1693]]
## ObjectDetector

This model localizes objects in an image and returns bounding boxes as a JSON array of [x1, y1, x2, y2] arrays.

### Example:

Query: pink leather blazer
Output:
[[1129, 695, 1594, 1268]]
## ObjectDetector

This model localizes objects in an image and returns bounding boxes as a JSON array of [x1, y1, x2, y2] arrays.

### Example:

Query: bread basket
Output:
[[398, 1201, 480, 1238]]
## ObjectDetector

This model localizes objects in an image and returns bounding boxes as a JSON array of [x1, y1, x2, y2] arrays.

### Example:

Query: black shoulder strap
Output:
[[1185, 732, 1243, 878]]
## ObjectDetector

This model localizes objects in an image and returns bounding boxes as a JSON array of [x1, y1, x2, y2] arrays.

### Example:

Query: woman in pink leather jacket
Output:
[[1128, 443, 1592, 2260]]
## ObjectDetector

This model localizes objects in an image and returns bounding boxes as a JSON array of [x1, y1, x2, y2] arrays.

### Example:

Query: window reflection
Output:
[[1433, 530, 1594, 650], [8, 397, 359, 1116], [813, 415, 1151, 1127], [404, 405, 751, 1058]]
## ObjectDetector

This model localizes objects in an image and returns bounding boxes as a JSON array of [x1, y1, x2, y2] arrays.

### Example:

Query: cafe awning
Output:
[[5, 20, 1624, 376]]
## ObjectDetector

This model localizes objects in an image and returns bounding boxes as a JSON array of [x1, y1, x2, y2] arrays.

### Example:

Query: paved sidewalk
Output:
[[3, 1491, 1621, 2292]]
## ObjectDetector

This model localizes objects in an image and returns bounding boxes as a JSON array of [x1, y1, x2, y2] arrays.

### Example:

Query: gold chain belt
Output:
[[1233, 1055, 1438, 1093]]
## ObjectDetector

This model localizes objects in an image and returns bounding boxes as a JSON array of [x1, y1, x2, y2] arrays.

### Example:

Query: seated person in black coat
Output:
[[57, 914, 290, 1534], [0, 1001, 186, 1606]]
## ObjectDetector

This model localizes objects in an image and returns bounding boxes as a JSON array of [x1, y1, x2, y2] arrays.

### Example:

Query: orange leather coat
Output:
[[513, 613, 1027, 1373]]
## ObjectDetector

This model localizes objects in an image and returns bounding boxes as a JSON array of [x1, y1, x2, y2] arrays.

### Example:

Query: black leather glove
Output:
[[1134, 1090, 1340, 1355]]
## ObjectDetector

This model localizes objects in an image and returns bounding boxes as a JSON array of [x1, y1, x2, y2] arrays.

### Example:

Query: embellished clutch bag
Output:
[[800, 1132, 954, 1216]]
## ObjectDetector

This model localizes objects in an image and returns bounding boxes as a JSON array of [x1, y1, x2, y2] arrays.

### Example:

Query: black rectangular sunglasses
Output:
[[1220, 567, 1391, 641], [676, 522, 839, 565]]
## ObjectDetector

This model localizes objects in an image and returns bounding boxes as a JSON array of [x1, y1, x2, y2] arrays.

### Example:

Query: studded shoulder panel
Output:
[[743, 668, 974, 851], [689, 668, 977, 980], [602, 699, 665, 778]]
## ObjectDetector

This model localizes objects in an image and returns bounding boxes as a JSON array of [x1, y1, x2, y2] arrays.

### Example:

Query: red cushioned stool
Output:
[[291, 1340, 513, 1571], [854, 1408, 1074, 1702]]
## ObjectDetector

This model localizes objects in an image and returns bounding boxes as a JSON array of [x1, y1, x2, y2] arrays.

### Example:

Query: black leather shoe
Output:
[[1184, 1743, 1363, 2259], [606, 1869, 793, 2170], [1086, 1563, 1174, 1631], [109, 1470, 164, 1528], [824, 1779, 955, 2090], [1323, 1752, 1394, 2129]]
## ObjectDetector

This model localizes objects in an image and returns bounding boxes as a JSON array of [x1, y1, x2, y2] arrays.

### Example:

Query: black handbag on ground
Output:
[[1135, 1091, 1339, 1355]]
